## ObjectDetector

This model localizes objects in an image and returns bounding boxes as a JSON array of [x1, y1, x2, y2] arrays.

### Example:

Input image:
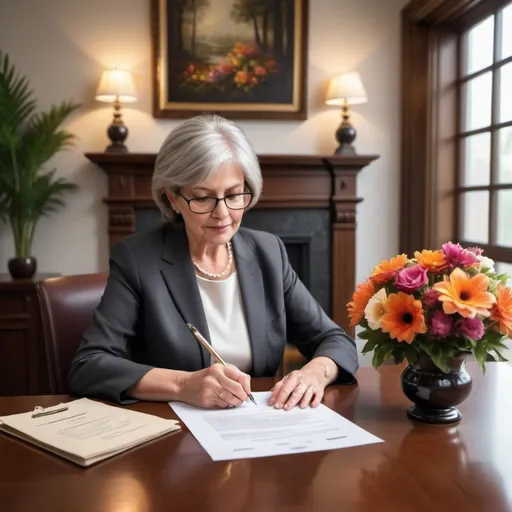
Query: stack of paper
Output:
[[170, 391, 383, 461], [0, 398, 180, 466]]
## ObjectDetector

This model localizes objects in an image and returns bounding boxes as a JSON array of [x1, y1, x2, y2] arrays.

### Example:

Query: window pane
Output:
[[498, 127, 512, 183], [500, 63, 512, 122], [495, 262, 512, 285], [461, 192, 489, 244], [462, 133, 491, 186], [502, 3, 512, 59], [497, 190, 512, 246], [463, 73, 492, 131], [465, 16, 494, 75]]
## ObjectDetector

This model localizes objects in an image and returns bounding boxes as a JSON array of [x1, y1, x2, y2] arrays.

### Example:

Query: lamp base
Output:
[[105, 100, 129, 153], [106, 141, 128, 153], [334, 143, 356, 155], [334, 120, 357, 155]]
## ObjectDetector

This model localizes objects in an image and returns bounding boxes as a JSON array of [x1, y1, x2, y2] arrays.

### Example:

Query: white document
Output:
[[170, 391, 383, 461], [0, 398, 180, 466]]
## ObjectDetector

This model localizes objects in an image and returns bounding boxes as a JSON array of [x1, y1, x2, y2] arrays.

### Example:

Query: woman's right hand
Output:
[[179, 364, 252, 408]]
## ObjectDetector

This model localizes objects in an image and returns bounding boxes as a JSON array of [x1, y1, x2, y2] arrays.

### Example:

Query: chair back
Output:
[[37, 274, 107, 394]]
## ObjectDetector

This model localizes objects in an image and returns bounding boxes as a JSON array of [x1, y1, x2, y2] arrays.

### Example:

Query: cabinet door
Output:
[[0, 291, 44, 395]]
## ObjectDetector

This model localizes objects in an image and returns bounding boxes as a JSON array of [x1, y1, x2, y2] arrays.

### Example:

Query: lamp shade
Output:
[[325, 71, 367, 106], [95, 68, 137, 103]]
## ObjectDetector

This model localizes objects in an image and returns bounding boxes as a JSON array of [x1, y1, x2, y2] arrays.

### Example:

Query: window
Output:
[[457, 2, 512, 273]]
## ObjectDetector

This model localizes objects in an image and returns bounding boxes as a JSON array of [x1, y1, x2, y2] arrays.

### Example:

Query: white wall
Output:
[[0, 0, 407, 362]]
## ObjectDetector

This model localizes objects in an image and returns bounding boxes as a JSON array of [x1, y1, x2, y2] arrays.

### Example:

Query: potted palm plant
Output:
[[0, 51, 80, 279]]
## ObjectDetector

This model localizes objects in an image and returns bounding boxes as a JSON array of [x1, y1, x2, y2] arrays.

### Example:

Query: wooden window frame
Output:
[[454, 3, 512, 265], [400, 0, 511, 257]]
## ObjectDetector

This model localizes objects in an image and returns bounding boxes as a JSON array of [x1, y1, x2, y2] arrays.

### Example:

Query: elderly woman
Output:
[[69, 114, 358, 410]]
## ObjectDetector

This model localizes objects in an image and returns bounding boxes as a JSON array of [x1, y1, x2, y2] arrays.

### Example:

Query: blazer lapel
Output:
[[160, 225, 211, 368], [232, 233, 266, 377]]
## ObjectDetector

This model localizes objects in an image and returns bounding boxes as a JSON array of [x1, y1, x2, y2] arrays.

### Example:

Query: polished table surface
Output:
[[1, 363, 512, 512]]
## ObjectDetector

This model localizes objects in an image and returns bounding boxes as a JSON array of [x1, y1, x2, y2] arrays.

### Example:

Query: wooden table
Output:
[[1, 364, 512, 512]]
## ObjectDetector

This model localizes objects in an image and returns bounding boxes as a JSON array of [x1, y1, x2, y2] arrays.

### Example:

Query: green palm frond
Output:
[[20, 102, 81, 175], [0, 51, 36, 146], [0, 52, 81, 257], [27, 170, 79, 220]]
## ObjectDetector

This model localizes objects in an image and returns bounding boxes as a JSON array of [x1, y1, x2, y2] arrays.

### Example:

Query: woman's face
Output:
[[167, 162, 248, 246]]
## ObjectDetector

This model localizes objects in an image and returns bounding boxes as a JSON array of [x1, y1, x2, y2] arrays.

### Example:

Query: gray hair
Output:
[[152, 114, 263, 222]]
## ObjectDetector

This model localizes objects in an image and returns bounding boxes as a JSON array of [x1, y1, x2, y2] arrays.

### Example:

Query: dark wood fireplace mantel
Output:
[[85, 153, 378, 335]]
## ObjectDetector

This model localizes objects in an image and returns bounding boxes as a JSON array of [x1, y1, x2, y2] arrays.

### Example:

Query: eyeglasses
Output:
[[176, 191, 253, 214]]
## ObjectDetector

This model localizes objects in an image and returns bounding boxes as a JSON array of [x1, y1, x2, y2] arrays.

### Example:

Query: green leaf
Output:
[[429, 347, 452, 373], [372, 339, 397, 368], [393, 349, 406, 364], [361, 339, 377, 354], [494, 273, 511, 285], [404, 344, 419, 365], [358, 329, 374, 341], [415, 338, 451, 372], [358, 328, 389, 345], [492, 348, 508, 362], [474, 342, 488, 374]]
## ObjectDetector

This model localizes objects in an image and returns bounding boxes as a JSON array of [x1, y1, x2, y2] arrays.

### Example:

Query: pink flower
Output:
[[467, 246, 483, 256], [394, 264, 428, 293], [429, 310, 453, 337], [218, 63, 233, 75], [442, 242, 478, 267], [207, 69, 220, 83], [458, 317, 485, 340], [423, 289, 440, 309]]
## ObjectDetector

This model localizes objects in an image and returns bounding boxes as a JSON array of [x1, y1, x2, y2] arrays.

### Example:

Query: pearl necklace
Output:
[[193, 242, 233, 279]]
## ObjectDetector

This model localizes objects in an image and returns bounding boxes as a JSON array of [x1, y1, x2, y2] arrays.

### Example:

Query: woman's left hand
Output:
[[268, 357, 339, 411]]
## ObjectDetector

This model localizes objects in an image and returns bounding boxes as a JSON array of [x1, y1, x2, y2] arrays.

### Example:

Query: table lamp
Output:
[[95, 68, 137, 153], [325, 71, 367, 155]]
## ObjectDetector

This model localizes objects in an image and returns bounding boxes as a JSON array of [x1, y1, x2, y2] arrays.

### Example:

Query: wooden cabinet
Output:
[[0, 274, 57, 396]]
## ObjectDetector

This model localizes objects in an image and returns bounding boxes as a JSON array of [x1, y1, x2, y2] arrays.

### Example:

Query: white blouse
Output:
[[196, 271, 252, 373]]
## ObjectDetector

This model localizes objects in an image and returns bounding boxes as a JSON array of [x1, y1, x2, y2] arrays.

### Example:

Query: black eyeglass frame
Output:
[[175, 191, 254, 214]]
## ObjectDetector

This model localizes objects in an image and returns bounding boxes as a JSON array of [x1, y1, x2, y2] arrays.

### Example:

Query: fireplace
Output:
[[86, 153, 378, 337]]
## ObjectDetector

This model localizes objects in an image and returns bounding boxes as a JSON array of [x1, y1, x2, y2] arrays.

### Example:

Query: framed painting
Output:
[[151, 0, 308, 119]]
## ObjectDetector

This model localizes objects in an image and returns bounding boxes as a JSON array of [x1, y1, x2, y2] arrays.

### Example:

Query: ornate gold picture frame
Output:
[[151, 0, 308, 119]]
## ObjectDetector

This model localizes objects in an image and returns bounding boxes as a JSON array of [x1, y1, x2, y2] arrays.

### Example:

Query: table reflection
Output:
[[357, 425, 512, 512]]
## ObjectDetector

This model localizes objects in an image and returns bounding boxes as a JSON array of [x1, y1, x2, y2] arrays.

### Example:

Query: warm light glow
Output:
[[95, 68, 137, 103], [325, 71, 368, 106]]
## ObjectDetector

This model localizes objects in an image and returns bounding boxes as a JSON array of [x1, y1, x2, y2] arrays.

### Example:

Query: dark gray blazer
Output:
[[68, 223, 358, 403]]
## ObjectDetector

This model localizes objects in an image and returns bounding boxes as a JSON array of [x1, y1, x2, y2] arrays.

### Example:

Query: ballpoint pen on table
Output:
[[187, 323, 257, 406]]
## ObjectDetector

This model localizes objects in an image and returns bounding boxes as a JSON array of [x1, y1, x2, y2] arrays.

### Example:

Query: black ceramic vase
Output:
[[8, 257, 37, 280], [401, 353, 472, 424]]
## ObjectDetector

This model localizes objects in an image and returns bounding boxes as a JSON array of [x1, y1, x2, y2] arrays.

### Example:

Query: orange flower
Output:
[[370, 254, 408, 284], [414, 250, 449, 273], [380, 292, 427, 343], [491, 284, 512, 336], [347, 280, 375, 327], [433, 267, 496, 318], [234, 71, 249, 84]]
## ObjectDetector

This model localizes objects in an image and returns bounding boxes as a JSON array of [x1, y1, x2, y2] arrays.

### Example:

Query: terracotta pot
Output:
[[8, 257, 37, 280], [401, 352, 472, 424]]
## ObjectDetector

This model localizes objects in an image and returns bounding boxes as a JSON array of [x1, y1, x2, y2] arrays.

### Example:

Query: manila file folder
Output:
[[0, 398, 180, 466]]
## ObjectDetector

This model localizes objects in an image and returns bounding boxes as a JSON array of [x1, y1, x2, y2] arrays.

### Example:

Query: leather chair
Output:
[[36, 273, 302, 392], [36, 274, 107, 394]]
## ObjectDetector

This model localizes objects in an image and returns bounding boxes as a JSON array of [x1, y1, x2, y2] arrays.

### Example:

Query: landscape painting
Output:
[[151, 0, 308, 119]]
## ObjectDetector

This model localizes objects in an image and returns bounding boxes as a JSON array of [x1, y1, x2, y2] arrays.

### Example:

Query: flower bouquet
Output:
[[347, 243, 512, 373], [180, 42, 278, 93]]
